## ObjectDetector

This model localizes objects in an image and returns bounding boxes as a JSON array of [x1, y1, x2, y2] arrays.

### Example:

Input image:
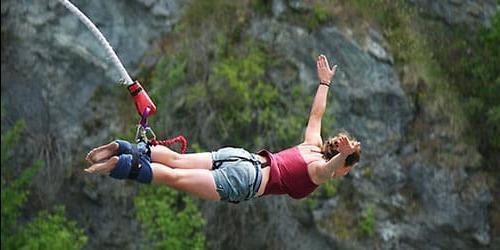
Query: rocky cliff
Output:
[[1, 0, 498, 249]]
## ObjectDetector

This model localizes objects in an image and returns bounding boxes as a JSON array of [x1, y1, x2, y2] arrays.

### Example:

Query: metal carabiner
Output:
[[134, 125, 158, 143], [134, 106, 153, 143], [145, 127, 157, 141], [135, 125, 147, 143]]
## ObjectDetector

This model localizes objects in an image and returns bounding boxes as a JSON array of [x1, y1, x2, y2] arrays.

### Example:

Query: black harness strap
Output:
[[212, 156, 261, 170], [128, 144, 141, 180]]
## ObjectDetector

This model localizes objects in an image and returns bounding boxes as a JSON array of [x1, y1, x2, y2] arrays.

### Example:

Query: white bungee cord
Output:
[[59, 0, 134, 85]]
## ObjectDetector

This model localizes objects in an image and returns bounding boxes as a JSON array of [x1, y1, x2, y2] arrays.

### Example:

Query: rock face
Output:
[[409, 0, 499, 29], [1, 0, 496, 250], [1, 0, 184, 249], [202, 18, 413, 250]]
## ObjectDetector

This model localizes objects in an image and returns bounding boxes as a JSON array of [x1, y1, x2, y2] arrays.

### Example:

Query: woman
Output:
[[85, 54, 361, 203]]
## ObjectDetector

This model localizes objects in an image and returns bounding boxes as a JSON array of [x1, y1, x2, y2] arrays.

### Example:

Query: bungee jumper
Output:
[[85, 54, 361, 203], [60, 0, 361, 203]]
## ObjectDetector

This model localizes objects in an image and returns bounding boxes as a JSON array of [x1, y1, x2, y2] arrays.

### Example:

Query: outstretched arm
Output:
[[304, 55, 337, 146]]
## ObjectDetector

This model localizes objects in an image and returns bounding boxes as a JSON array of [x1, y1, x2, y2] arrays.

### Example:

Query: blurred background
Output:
[[1, 0, 499, 249]]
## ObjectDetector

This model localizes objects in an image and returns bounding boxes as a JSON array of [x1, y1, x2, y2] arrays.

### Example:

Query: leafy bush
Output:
[[359, 206, 375, 237], [147, 39, 311, 151], [135, 186, 206, 250], [1, 118, 87, 250], [13, 207, 87, 250], [306, 179, 339, 208], [309, 4, 332, 29], [458, 13, 500, 151]]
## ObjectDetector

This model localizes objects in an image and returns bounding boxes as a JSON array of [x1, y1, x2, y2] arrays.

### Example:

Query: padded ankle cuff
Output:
[[109, 154, 152, 184], [115, 140, 151, 158], [135, 157, 153, 184], [116, 140, 133, 155], [110, 154, 132, 179]]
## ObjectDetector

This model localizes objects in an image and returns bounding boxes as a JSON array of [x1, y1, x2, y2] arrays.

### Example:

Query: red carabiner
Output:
[[127, 81, 156, 117]]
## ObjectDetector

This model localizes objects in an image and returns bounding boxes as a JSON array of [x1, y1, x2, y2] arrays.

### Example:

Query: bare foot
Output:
[[85, 156, 119, 174], [86, 142, 119, 164]]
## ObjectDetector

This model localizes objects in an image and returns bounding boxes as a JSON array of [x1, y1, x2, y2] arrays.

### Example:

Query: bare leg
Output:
[[151, 145, 212, 170], [86, 142, 119, 164], [151, 163, 220, 200], [84, 158, 219, 201]]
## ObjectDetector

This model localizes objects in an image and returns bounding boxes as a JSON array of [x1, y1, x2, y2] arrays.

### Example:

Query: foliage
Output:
[[181, 0, 253, 44], [1, 119, 26, 172], [147, 39, 311, 151], [359, 206, 375, 237], [135, 1, 317, 247], [306, 179, 339, 208], [343, 0, 426, 64], [251, 0, 273, 16], [280, 1, 334, 31], [309, 3, 332, 30], [1, 119, 87, 250], [135, 185, 206, 250], [1, 120, 33, 249], [13, 207, 87, 250], [198, 41, 305, 148], [451, 13, 500, 152], [340, 0, 500, 158]]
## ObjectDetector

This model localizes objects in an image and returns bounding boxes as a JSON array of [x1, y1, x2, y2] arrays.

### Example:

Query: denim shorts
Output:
[[211, 147, 263, 203]]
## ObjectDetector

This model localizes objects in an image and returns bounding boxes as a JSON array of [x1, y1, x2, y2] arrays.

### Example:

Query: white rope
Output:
[[59, 0, 133, 85]]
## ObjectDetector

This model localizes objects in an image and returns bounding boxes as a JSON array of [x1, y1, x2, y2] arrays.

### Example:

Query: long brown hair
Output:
[[321, 131, 361, 166]]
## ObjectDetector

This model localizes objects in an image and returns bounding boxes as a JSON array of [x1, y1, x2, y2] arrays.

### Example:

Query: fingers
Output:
[[317, 54, 337, 71], [339, 136, 348, 146], [334, 136, 348, 147], [317, 55, 324, 69], [317, 55, 329, 69], [336, 136, 360, 155], [322, 55, 330, 69]]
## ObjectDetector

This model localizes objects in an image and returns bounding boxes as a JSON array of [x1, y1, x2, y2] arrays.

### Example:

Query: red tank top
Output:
[[258, 147, 318, 199]]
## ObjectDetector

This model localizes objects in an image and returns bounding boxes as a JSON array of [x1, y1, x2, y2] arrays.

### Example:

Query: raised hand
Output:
[[316, 54, 337, 85], [335, 136, 360, 156]]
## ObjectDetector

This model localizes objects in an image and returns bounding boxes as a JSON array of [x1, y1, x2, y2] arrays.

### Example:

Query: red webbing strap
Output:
[[150, 135, 187, 154]]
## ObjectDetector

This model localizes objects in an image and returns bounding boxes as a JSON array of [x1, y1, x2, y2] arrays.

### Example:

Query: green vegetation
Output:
[[12, 207, 87, 250], [135, 1, 318, 247], [135, 186, 206, 250], [306, 180, 339, 208], [438, 14, 500, 153], [345, 0, 425, 63], [146, 40, 311, 151], [359, 206, 375, 237], [324, 209, 355, 240], [135, 0, 498, 246], [1, 118, 87, 250], [340, 0, 500, 159], [307, 3, 334, 30], [282, 1, 334, 30]]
